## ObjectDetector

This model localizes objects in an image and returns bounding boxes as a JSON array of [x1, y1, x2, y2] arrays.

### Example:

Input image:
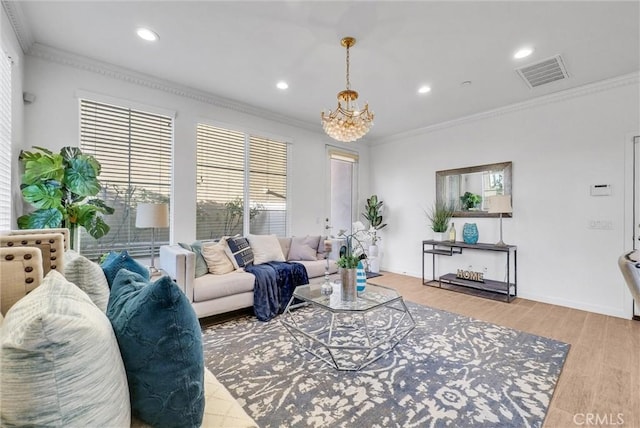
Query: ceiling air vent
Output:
[[516, 55, 569, 89]]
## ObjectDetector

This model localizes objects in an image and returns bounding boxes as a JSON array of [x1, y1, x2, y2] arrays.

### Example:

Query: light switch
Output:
[[590, 184, 612, 196]]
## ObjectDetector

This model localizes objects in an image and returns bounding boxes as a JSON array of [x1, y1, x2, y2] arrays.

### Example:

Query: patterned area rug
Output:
[[202, 302, 569, 428]]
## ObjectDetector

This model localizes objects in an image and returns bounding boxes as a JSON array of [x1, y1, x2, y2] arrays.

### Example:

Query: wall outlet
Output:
[[588, 220, 613, 230]]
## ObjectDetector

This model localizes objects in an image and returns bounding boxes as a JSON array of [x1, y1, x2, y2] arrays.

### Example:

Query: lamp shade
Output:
[[487, 195, 513, 214], [135, 203, 169, 228]]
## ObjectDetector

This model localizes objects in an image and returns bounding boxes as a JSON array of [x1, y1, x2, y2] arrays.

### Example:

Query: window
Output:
[[196, 123, 288, 240], [79, 99, 173, 259], [0, 52, 11, 230], [249, 135, 287, 236], [329, 148, 359, 234]]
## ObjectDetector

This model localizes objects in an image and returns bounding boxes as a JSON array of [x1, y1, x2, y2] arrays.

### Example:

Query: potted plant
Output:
[[460, 192, 482, 211], [426, 202, 454, 241], [336, 229, 367, 301], [17, 146, 114, 249], [362, 194, 387, 273]]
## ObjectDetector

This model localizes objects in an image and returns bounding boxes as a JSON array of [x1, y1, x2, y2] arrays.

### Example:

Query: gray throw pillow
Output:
[[178, 241, 209, 277], [288, 235, 321, 261]]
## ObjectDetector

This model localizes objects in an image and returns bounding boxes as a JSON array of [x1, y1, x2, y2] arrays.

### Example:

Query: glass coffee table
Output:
[[281, 282, 415, 371]]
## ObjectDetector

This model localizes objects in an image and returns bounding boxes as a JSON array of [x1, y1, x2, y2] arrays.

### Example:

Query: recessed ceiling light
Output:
[[276, 81, 289, 90], [514, 47, 534, 59], [137, 27, 159, 42], [418, 85, 431, 94]]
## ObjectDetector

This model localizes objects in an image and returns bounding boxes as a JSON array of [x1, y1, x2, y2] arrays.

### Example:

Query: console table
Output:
[[422, 240, 517, 302]]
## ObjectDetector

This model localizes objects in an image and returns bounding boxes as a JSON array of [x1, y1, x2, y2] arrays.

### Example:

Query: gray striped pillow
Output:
[[0, 270, 131, 426]]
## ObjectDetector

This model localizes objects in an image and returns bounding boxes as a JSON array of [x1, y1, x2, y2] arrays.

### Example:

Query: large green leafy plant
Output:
[[362, 194, 387, 244], [18, 146, 114, 247]]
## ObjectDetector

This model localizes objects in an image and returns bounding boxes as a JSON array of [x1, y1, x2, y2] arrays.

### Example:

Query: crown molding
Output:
[[372, 72, 640, 146], [27, 43, 320, 134], [20, 40, 640, 146], [2, 1, 34, 53]]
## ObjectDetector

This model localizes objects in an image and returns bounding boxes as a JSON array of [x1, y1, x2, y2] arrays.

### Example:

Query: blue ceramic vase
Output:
[[462, 223, 479, 244], [356, 260, 367, 295]]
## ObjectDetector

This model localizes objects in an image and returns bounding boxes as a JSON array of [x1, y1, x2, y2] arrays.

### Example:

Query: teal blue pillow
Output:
[[101, 250, 149, 287], [100, 250, 120, 266], [107, 270, 204, 427], [178, 241, 208, 277]]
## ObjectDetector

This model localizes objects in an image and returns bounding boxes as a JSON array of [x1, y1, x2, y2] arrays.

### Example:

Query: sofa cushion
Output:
[[64, 250, 110, 312], [288, 235, 321, 261], [247, 234, 285, 265], [201, 242, 235, 275], [178, 241, 209, 277], [297, 259, 338, 279], [193, 271, 256, 302], [226, 236, 254, 268], [1, 270, 130, 427], [101, 250, 150, 287], [108, 270, 205, 427]]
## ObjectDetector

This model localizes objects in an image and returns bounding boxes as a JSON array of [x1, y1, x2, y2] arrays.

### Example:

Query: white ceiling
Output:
[[8, 1, 640, 142]]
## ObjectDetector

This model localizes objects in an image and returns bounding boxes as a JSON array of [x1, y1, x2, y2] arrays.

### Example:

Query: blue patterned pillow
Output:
[[178, 241, 209, 278], [101, 250, 149, 287], [107, 270, 204, 427], [226, 236, 254, 267]]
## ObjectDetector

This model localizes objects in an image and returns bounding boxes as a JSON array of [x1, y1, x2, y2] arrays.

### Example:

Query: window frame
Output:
[[195, 119, 291, 239], [77, 92, 175, 258]]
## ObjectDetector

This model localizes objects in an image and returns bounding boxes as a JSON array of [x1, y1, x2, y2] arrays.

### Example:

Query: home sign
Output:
[[456, 269, 485, 283]]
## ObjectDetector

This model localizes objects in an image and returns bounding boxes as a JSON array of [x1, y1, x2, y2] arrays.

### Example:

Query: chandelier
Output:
[[321, 37, 374, 143]]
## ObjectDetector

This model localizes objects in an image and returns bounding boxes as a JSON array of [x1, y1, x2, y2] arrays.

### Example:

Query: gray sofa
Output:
[[159, 236, 340, 319]]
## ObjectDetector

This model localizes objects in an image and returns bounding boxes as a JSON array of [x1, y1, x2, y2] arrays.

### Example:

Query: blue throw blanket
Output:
[[245, 262, 309, 321]]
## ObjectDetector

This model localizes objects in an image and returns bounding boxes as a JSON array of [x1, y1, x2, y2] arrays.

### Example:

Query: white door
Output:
[[328, 149, 358, 236], [632, 135, 640, 317]]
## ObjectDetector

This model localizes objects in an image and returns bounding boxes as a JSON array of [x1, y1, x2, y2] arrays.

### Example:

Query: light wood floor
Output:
[[367, 272, 640, 428]]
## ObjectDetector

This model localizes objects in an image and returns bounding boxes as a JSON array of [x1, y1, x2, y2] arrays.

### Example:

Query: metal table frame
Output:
[[281, 283, 416, 371]]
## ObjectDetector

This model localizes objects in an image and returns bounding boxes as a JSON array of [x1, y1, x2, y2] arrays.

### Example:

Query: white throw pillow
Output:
[[201, 242, 235, 275], [0, 270, 131, 427], [64, 251, 110, 312], [247, 234, 285, 265]]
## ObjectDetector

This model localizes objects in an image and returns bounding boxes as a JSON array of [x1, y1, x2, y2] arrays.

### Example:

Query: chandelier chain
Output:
[[345, 43, 350, 91]]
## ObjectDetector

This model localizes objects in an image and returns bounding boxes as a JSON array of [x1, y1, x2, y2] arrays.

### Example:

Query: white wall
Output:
[[2, 5, 25, 227], [20, 53, 370, 242], [371, 77, 640, 319]]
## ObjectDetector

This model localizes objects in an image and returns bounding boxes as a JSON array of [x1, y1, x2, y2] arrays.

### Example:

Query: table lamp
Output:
[[135, 203, 169, 271], [487, 195, 512, 247]]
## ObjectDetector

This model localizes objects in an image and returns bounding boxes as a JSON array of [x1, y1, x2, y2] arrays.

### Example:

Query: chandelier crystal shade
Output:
[[321, 37, 374, 143]]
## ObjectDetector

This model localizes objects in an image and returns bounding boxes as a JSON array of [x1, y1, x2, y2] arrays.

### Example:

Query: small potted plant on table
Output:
[[426, 202, 453, 241]]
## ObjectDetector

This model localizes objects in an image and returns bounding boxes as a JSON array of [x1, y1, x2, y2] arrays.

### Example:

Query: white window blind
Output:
[[196, 123, 288, 240], [249, 135, 287, 236], [196, 124, 246, 239], [0, 53, 12, 230], [80, 99, 173, 258]]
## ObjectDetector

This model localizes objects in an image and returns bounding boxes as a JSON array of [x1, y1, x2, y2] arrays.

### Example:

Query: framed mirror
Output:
[[436, 161, 512, 218]]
